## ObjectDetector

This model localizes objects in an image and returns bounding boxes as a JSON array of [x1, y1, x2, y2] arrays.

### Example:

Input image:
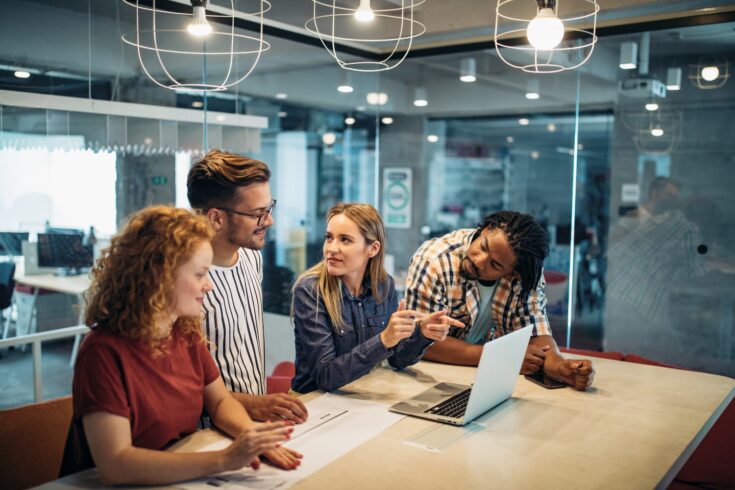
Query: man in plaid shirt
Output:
[[405, 211, 594, 391]]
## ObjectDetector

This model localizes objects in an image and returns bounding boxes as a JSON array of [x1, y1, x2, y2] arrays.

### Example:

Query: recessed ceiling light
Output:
[[547, 123, 556, 132], [275, 93, 288, 99], [413, 87, 428, 107], [216, 114, 226, 122], [345, 116, 356, 125], [427, 134, 439, 143], [619, 42, 638, 70], [506, 136, 514, 143], [14, 70, 31, 79], [367, 92, 388, 105], [338, 85, 354, 93], [666, 67, 682, 91], [192, 101, 204, 108], [645, 103, 659, 111], [381, 117, 394, 125], [518, 118, 530, 126], [460, 58, 477, 83], [531, 150, 540, 160], [651, 127, 664, 137], [525, 92, 540, 100]]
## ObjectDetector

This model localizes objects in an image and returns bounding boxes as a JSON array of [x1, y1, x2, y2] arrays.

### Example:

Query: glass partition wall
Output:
[[1, 1, 734, 407]]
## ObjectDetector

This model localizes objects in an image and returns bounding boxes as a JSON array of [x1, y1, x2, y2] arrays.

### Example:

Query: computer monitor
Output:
[[0, 232, 29, 256], [37, 233, 93, 271], [45, 227, 85, 236]]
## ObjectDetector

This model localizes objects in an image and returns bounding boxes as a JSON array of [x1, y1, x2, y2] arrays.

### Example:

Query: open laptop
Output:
[[389, 325, 533, 426]]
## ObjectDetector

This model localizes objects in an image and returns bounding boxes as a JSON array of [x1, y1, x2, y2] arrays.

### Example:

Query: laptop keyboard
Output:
[[425, 388, 472, 418]]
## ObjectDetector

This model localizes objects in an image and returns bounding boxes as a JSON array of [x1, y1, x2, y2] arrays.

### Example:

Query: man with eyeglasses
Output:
[[187, 149, 306, 470]]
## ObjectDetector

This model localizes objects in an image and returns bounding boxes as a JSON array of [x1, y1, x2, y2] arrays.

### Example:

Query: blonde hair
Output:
[[84, 206, 215, 353], [295, 203, 387, 330]]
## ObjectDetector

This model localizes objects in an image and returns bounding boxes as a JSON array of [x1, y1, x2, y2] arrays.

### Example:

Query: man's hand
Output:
[[520, 343, 550, 375], [244, 394, 308, 424], [553, 359, 595, 391], [417, 309, 465, 341], [262, 446, 303, 471]]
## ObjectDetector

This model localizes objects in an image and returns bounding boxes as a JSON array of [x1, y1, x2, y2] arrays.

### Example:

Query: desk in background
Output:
[[40, 355, 734, 489], [10, 272, 90, 365]]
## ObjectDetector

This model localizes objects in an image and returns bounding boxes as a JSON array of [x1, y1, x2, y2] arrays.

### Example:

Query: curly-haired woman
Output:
[[62, 206, 299, 485]]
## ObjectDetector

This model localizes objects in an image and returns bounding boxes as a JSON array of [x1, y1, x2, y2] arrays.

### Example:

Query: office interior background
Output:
[[1, 0, 734, 408]]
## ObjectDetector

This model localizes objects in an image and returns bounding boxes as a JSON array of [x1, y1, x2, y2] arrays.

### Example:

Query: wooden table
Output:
[[40, 356, 734, 489]]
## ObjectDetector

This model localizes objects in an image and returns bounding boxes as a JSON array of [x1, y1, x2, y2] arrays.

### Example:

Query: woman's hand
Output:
[[262, 446, 303, 470], [380, 299, 421, 348], [416, 310, 465, 341], [221, 421, 293, 472]]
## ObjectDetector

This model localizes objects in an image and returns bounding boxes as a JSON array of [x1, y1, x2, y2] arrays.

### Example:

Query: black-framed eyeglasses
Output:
[[219, 199, 277, 226]]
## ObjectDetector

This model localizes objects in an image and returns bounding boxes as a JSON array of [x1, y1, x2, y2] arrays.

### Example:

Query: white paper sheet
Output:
[[173, 394, 404, 490]]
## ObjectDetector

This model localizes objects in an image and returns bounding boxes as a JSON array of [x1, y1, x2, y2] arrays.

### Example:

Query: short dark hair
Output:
[[482, 211, 549, 298], [187, 149, 271, 211], [648, 176, 681, 198]]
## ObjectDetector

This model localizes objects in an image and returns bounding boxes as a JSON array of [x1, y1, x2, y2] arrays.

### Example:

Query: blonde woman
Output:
[[62, 206, 298, 485], [291, 203, 463, 393]]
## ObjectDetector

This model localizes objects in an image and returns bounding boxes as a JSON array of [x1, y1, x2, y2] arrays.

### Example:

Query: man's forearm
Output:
[[422, 336, 483, 366], [230, 391, 254, 407]]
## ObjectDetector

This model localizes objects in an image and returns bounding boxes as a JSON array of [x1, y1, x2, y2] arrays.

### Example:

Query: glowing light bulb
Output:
[[354, 0, 375, 22], [188, 6, 212, 36], [322, 132, 337, 146], [527, 8, 564, 50], [645, 103, 659, 111], [701, 66, 719, 82]]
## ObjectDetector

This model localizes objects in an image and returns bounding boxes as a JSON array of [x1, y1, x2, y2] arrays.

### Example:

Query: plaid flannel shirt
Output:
[[405, 229, 552, 342], [606, 209, 706, 322]]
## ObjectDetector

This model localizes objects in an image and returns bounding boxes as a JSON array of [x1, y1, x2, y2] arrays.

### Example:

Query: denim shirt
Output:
[[291, 274, 432, 393]]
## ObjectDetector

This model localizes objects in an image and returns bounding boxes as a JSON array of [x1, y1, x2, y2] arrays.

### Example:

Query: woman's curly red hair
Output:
[[84, 205, 215, 352]]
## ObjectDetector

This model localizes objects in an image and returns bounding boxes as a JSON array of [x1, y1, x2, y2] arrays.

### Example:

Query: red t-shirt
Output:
[[72, 329, 220, 450]]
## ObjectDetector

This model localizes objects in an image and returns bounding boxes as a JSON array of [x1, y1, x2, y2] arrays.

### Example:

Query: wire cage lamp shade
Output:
[[121, 0, 271, 92], [495, 0, 599, 74], [620, 104, 683, 155], [305, 0, 426, 72], [688, 59, 729, 90]]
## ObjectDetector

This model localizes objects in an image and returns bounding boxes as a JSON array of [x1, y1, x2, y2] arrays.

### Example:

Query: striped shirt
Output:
[[202, 248, 266, 395], [405, 229, 552, 342]]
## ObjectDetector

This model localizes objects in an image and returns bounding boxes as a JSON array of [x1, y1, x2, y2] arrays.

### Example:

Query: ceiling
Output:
[[1, 0, 734, 118]]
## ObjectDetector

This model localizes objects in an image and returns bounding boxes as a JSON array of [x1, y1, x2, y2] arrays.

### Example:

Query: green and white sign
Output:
[[383, 168, 412, 229]]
